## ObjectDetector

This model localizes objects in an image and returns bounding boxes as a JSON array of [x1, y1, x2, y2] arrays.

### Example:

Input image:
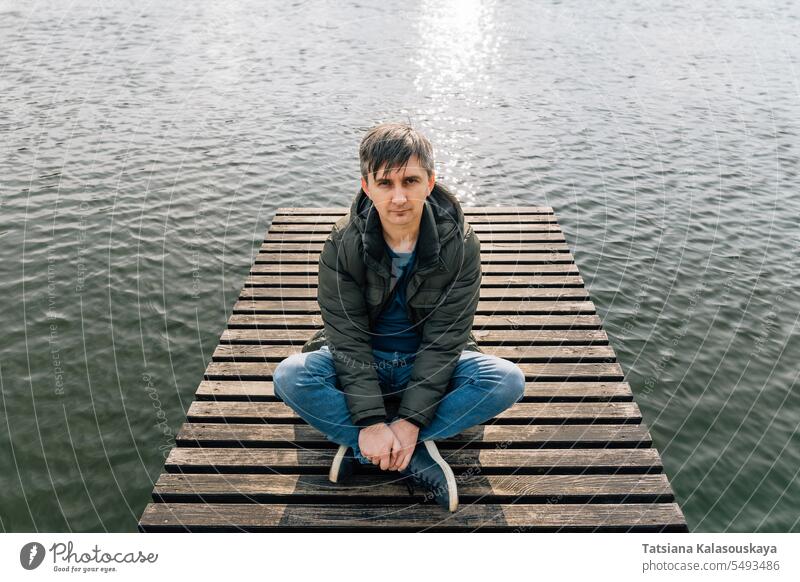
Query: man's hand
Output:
[[358, 423, 401, 471], [387, 419, 420, 471]]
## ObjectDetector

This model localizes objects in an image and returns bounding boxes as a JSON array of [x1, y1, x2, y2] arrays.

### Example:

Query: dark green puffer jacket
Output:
[[300, 182, 483, 428]]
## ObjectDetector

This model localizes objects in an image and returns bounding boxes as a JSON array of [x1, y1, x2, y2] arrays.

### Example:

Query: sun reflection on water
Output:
[[411, 0, 504, 204]]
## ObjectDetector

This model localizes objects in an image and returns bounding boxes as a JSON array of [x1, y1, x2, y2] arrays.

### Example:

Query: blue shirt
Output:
[[371, 242, 422, 353]]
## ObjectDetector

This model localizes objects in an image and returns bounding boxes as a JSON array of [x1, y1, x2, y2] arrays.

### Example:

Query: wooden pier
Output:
[[138, 206, 688, 532]]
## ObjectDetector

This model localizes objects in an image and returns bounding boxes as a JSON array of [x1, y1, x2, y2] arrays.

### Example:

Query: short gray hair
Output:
[[359, 123, 434, 183]]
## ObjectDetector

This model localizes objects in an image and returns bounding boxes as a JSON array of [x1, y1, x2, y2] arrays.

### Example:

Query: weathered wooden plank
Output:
[[163, 447, 660, 473], [250, 262, 581, 275], [203, 362, 624, 381], [267, 223, 566, 234], [265, 232, 567, 243], [239, 287, 590, 301], [176, 422, 651, 447], [185, 401, 640, 423], [226, 314, 327, 327], [245, 274, 585, 287], [139, 502, 686, 532], [212, 344, 617, 362], [255, 252, 576, 264], [225, 313, 603, 329], [220, 328, 608, 344], [275, 206, 556, 215], [152, 473, 672, 502], [194, 380, 634, 401], [261, 242, 571, 253], [203, 361, 623, 381], [232, 300, 597, 314], [270, 215, 560, 224], [138, 502, 687, 532], [228, 313, 602, 331]]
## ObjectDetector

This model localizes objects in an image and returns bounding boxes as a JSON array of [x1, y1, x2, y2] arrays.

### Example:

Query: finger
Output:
[[395, 439, 408, 469], [387, 447, 399, 471], [391, 445, 405, 470], [379, 451, 391, 471], [389, 437, 403, 470], [399, 451, 412, 472]]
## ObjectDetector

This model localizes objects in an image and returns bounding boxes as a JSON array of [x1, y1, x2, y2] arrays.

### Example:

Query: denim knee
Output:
[[498, 362, 526, 407], [272, 353, 304, 401]]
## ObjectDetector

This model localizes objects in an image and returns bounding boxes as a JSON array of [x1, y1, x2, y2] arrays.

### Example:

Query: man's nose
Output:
[[390, 186, 408, 204]]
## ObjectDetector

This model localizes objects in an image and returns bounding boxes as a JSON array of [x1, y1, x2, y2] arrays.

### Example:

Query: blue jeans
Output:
[[272, 345, 526, 465]]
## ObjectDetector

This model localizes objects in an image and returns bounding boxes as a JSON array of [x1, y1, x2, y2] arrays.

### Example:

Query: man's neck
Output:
[[382, 223, 419, 253]]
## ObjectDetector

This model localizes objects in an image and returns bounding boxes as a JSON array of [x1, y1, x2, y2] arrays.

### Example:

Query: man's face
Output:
[[361, 154, 435, 230]]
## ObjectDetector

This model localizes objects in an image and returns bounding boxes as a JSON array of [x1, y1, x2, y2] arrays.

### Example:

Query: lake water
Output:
[[1, 0, 798, 532]]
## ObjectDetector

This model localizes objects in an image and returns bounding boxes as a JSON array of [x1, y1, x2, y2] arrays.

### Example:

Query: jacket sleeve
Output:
[[397, 226, 482, 428], [317, 232, 387, 426]]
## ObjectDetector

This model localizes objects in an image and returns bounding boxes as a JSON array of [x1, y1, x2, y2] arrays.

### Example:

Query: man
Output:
[[273, 123, 525, 512]]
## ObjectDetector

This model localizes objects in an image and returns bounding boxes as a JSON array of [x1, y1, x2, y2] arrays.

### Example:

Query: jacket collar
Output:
[[349, 182, 464, 278]]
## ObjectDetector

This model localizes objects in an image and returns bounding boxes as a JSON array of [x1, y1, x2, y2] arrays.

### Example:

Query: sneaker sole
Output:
[[423, 440, 459, 512], [329, 445, 348, 483]]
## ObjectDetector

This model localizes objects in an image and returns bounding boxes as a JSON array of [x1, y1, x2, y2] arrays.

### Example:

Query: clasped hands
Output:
[[358, 418, 419, 471]]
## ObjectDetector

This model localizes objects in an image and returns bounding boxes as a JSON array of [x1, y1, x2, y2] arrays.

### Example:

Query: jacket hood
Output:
[[348, 182, 466, 277]]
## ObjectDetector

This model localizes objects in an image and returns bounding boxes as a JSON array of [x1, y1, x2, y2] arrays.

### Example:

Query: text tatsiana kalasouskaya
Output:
[[643, 543, 777, 557]]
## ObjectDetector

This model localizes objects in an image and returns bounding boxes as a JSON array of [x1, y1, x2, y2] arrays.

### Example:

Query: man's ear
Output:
[[361, 176, 370, 197], [427, 172, 436, 193]]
